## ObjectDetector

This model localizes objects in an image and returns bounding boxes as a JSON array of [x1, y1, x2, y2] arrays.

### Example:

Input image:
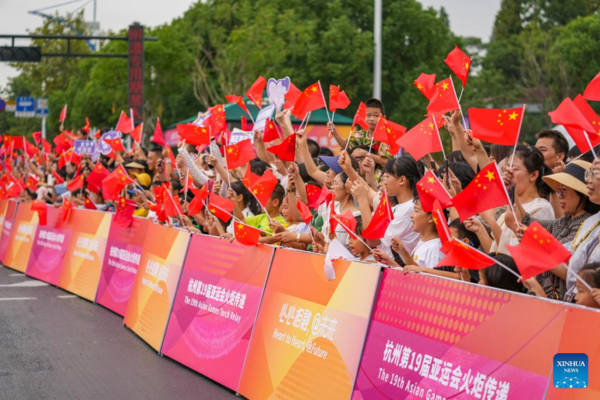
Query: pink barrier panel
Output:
[[96, 217, 151, 316], [0, 200, 18, 263], [162, 235, 274, 391], [238, 249, 381, 400], [352, 268, 595, 400], [0, 199, 9, 245], [26, 207, 73, 286], [124, 223, 190, 352], [58, 209, 112, 301]]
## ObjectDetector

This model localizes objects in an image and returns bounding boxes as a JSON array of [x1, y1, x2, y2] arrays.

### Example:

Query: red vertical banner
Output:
[[58, 209, 112, 301], [96, 217, 150, 316], [238, 250, 381, 400], [124, 223, 190, 352], [0, 200, 18, 263], [162, 235, 275, 391], [128, 23, 144, 125], [26, 207, 73, 285], [2, 201, 39, 272]]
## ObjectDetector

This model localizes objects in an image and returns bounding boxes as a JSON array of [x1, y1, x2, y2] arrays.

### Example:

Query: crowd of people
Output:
[[5, 94, 600, 310]]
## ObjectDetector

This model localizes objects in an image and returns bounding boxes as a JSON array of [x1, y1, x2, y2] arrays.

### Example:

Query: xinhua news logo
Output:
[[553, 353, 588, 389]]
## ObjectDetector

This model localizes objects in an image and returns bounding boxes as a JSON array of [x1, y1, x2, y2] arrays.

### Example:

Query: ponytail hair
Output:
[[230, 180, 262, 215], [383, 156, 425, 197], [513, 145, 553, 199]]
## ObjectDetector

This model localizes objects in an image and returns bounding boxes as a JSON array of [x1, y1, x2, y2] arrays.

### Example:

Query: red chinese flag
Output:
[[362, 191, 394, 239], [163, 190, 183, 218], [242, 167, 260, 189], [115, 111, 133, 134], [373, 117, 406, 154], [32, 131, 42, 145], [52, 171, 65, 185], [84, 197, 98, 210], [152, 117, 166, 146], [67, 173, 84, 192], [267, 133, 296, 162], [306, 184, 332, 209], [452, 162, 510, 221], [114, 197, 137, 228], [469, 107, 524, 146], [426, 78, 460, 115], [61, 198, 74, 222], [104, 137, 126, 152], [234, 222, 261, 246], [432, 199, 451, 244], [59, 104, 67, 123], [102, 166, 135, 201], [188, 185, 209, 215], [263, 118, 280, 143], [417, 170, 453, 212], [329, 85, 351, 112], [226, 94, 251, 116], [241, 116, 252, 132], [165, 146, 177, 167], [177, 123, 211, 146], [130, 123, 143, 143], [444, 45, 472, 88], [6, 175, 23, 198], [291, 83, 327, 120], [86, 162, 109, 188], [57, 149, 81, 169], [25, 174, 40, 191], [3, 135, 24, 151], [225, 138, 256, 169], [399, 115, 444, 160], [352, 102, 369, 131], [414, 73, 437, 100], [207, 104, 227, 134], [249, 169, 278, 207], [246, 77, 267, 109], [437, 239, 496, 269], [296, 199, 313, 224], [328, 196, 338, 233], [584, 72, 600, 101], [284, 82, 302, 110], [549, 97, 596, 134], [82, 117, 90, 134], [208, 194, 235, 222], [506, 221, 572, 279], [566, 95, 600, 153], [42, 139, 52, 154], [31, 200, 48, 225], [335, 211, 358, 240]]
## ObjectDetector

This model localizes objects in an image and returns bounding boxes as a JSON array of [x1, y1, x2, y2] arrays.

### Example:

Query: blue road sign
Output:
[[15, 97, 36, 117]]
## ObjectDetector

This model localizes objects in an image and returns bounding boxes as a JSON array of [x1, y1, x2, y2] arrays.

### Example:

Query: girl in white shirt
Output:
[[489, 145, 554, 254], [353, 156, 421, 262], [373, 199, 443, 268]]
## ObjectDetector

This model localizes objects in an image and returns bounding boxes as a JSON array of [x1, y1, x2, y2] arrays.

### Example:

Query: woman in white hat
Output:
[[506, 160, 600, 299]]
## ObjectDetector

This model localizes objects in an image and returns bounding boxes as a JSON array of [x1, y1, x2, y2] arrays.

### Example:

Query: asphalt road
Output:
[[0, 265, 236, 400]]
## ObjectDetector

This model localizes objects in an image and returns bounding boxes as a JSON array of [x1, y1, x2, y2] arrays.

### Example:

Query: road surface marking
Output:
[[57, 295, 78, 299], [0, 297, 37, 301], [0, 281, 48, 287]]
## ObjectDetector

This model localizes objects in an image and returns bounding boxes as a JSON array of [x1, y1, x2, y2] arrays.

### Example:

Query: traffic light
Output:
[[0, 46, 42, 62]]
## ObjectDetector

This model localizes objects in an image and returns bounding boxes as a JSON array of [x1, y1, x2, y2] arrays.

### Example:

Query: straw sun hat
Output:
[[542, 160, 591, 196]]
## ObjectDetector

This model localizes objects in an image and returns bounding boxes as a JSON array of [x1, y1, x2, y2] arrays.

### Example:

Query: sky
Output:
[[0, 0, 502, 90]]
